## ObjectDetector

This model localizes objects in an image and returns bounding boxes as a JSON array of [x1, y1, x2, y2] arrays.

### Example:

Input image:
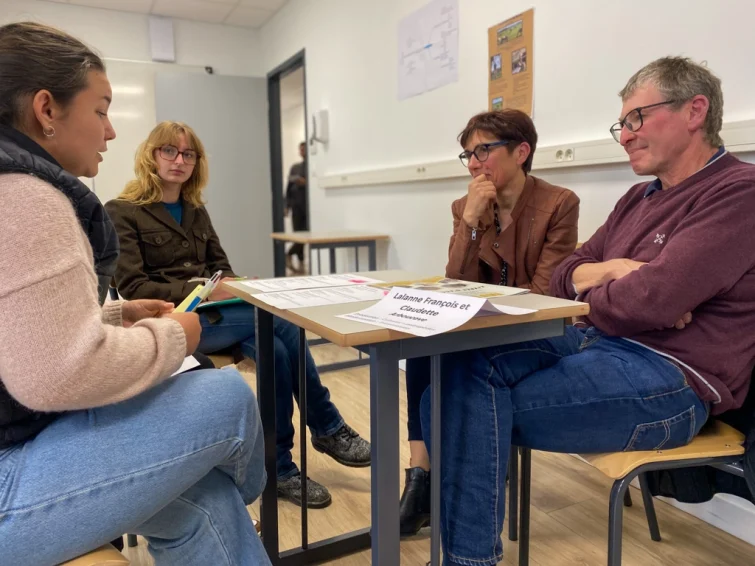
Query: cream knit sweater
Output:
[[0, 174, 187, 411]]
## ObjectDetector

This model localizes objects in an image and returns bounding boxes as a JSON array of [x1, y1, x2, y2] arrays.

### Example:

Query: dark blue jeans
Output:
[[198, 304, 344, 479], [420, 326, 709, 566], [406, 357, 431, 441]]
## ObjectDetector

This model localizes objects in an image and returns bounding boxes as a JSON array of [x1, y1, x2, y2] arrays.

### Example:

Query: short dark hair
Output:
[[458, 109, 538, 173], [0, 22, 105, 128]]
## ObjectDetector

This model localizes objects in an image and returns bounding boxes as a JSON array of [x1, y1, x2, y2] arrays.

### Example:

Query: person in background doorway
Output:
[[399, 109, 580, 537], [285, 141, 309, 274], [106, 123, 370, 509]]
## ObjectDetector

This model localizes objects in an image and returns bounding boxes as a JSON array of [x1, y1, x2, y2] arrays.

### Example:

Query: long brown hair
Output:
[[0, 22, 105, 128], [118, 121, 208, 207]]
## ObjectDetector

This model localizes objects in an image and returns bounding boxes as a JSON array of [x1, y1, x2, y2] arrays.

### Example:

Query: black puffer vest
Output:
[[0, 125, 119, 448]]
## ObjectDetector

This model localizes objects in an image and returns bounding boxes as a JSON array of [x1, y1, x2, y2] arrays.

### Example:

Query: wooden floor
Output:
[[123, 343, 755, 565]]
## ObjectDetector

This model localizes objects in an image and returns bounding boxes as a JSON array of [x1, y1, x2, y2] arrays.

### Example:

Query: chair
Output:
[[60, 543, 130, 565], [513, 420, 746, 566]]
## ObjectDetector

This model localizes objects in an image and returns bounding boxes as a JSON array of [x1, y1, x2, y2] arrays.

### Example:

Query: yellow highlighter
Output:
[[173, 271, 224, 313], [174, 284, 205, 313]]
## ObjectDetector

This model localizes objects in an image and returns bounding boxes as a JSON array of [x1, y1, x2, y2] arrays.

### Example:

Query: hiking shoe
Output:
[[312, 423, 371, 467], [277, 473, 332, 508]]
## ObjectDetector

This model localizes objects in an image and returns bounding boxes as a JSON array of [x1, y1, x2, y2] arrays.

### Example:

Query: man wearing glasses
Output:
[[423, 56, 755, 566]]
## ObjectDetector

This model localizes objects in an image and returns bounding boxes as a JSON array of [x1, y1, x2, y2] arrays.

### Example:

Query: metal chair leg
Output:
[[127, 534, 138, 547], [607, 476, 632, 566], [623, 489, 633, 507], [519, 448, 531, 566], [508, 445, 519, 541], [638, 473, 662, 542]]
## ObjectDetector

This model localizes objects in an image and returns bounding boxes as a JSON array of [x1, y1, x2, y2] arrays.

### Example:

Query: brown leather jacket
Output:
[[104, 199, 237, 303], [446, 175, 579, 295]]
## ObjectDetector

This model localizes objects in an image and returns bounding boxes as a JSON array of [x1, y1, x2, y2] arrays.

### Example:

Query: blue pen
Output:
[[185, 295, 203, 313]]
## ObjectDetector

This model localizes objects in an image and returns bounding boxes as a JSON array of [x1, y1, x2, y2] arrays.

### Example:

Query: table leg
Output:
[[368, 241, 377, 271], [299, 328, 308, 549], [369, 342, 401, 565], [429, 355, 442, 566], [329, 246, 337, 274], [255, 308, 279, 563]]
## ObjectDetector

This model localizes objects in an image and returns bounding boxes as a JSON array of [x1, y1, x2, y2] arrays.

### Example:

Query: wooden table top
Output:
[[224, 270, 589, 348], [270, 231, 390, 245]]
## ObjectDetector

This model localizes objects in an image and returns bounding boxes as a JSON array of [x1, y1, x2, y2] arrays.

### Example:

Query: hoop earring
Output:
[[43, 126, 55, 138]]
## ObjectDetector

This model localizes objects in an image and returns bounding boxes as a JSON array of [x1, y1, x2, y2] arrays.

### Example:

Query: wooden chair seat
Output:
[[582, 420, 745, 479], [60, 544, 130, 566]]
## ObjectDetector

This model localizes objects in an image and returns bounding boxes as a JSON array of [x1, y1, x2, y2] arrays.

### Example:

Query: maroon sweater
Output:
[[552, 153, 755, 414]]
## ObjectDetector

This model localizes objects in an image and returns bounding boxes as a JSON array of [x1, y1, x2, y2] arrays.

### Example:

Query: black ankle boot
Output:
[[400, 467, 431, 536]]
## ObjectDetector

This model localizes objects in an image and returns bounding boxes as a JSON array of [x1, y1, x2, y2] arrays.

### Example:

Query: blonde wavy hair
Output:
[[118, 121, 209, 207]]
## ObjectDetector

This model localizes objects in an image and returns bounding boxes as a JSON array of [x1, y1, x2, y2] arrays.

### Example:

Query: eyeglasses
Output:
[[459, 140, 511, 167], [609, 100, 678, 142], [159, 145, 200, 165]]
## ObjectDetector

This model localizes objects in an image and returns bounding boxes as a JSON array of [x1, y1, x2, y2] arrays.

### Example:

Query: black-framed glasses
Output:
[[459, 140, 511, 167], [159, 144, 200, 165], [609, 100, 679, 142]]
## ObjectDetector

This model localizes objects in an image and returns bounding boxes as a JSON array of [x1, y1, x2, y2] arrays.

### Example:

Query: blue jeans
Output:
[[420, 326, 709, 566], [198, 304, 344, 479], [0, 368, 270, 566], [406, 357, 431, 441]]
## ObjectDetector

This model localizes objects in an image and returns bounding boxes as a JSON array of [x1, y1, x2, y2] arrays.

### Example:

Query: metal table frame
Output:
[[255, 308, 568, 565], [309, 239, 378, 276], [306, 239, 378, 373]]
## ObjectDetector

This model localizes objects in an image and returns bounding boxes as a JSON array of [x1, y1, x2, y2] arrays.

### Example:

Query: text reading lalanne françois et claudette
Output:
[[390, 292, 475, 322]]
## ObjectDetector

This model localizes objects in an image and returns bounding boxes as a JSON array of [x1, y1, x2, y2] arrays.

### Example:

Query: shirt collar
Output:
[[644, 145, 727, 198]]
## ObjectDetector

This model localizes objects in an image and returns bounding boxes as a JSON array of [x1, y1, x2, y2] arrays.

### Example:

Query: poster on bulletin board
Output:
[[488, 9, 534, 116]]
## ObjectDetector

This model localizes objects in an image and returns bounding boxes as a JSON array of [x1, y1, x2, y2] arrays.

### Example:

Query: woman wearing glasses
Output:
[[106, 121, 371, 510], [399, 109, 580, 536]]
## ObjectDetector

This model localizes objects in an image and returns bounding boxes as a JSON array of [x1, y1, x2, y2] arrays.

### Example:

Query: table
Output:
[[225, 271, 588, 566], [271, 231, 390, 374], [271, 231, 390, 274]]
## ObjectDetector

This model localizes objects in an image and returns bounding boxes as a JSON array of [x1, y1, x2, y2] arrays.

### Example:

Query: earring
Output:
[[43, 126, 55, 138]]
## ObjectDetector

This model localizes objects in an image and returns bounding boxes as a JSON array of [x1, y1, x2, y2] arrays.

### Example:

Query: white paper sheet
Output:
[[242, 274, 384, 293], [256, 285, 388, 310], [339, 287, 538, 337], [482, 303, 538, 316], [172, 356, 200, 377], [338, 287, 488, 337], [398, 0, 459, 100]]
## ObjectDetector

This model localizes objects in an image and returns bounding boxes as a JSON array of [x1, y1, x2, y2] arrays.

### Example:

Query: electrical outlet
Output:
[[555, 149, 564, 162], [564, 148, 575, 162]]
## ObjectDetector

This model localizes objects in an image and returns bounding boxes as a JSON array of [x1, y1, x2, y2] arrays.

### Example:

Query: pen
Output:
[[198, 271, 224, 301]]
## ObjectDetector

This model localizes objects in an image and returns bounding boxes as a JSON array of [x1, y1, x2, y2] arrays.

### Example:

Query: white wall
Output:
[[259, 0, 755, 542], [0, 0, 265, 204], [0, 0, 263, 76], [260, 0, 755, 274]]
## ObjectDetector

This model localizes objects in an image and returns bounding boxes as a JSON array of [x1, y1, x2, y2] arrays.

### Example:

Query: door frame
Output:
[[268, 49, 308, 277]]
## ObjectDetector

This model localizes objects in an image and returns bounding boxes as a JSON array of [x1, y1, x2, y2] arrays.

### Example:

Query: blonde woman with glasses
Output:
[[106, 122, 371, 509]]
